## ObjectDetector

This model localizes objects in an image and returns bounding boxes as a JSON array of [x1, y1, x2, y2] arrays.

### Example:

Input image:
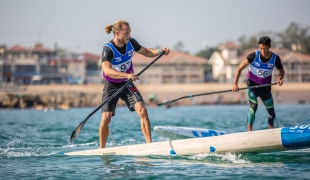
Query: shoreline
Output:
[[0, 83, 309, 109]]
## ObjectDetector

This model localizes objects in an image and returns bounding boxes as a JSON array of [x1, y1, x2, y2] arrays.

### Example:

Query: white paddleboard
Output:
[[154, 126, 228, 139], [65, 125, 310, 156]]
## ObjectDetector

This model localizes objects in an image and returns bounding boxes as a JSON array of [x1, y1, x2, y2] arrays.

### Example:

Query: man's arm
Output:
[[232, 59, 249, 91], [277, 68, 285, 86], [275, 55, 285, 86], [102, 61, 139, 81], [137, 47, 170, 57]]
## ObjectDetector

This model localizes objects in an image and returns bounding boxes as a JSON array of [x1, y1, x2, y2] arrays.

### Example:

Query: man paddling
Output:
[[100, 20, 170, 148], [232, 36, 285, 131]]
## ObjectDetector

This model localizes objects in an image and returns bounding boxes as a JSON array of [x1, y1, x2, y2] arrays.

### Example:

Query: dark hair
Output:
[[258, 36, 271, 46]]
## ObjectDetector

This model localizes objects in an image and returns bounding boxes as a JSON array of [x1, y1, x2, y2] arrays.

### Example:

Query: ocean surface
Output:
[[1, 104, 310, 180]]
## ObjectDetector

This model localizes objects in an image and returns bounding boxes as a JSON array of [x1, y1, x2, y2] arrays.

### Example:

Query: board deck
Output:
[[65, 125, 310, 156]]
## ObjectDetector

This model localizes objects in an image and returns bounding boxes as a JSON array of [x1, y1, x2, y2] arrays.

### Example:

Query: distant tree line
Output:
[[191, 22, 310, 59]]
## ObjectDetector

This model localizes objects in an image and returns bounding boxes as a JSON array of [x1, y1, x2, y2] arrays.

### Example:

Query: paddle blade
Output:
[[70, 120, 87, 143]]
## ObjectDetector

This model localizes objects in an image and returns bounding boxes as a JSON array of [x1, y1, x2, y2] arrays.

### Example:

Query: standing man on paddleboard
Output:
[[232, 36, 285, 131], [100, 20, 170, 148]]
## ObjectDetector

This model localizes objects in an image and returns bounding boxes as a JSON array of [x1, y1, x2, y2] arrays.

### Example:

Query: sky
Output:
[[1, 0, 310, 55]]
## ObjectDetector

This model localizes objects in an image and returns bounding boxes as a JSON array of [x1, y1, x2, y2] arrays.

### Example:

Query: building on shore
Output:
[[131, 51, 209, 84], [0, 43, 100, 85], [1, 41, 310, 86]]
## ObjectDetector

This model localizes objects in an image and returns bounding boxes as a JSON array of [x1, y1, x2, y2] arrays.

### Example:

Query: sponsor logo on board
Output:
[[288, 125, 310, 133]]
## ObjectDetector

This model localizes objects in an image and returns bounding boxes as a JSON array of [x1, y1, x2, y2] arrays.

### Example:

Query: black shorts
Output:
[[249, 88, 272, 100], [101, 80, 144, 116], [247, 79, 271, 100]]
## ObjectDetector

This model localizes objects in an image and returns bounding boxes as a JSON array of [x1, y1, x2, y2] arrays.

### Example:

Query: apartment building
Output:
[[208, 42, 240, 82], [0, 43, 86, 84], [132, 50, 208, 84]]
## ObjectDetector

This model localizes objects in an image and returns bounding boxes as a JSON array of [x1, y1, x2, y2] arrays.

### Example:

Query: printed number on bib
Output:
[[257, 70, 268, 77], [114, 61, 132, 72]]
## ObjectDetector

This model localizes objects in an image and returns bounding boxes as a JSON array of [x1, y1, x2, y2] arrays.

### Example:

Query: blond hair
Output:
[[105, 20, 129, 34]]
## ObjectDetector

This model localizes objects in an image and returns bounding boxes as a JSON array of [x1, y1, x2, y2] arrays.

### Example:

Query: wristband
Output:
[[158, 49, 162, 55]]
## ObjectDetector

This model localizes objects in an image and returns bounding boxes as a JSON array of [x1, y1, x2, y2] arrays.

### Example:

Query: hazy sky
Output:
[[1, 0, 309, 55]]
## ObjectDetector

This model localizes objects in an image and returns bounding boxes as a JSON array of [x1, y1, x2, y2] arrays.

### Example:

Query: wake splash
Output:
[[0, 138, 99, 158], [190, 152, 250, 164]]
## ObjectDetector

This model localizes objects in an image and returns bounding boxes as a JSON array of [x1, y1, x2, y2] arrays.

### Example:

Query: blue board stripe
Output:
[[170, 150, 176, 154], [281, 125, 310, 148], [192, 131, 199, 137]]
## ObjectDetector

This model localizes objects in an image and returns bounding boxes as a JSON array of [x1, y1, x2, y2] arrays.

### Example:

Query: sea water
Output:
[[1, 104, 310, 179]]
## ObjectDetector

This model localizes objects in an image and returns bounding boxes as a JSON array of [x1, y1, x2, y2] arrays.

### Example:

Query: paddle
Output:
[[157, 82, 277, 106], [70, 53, 165, 143]]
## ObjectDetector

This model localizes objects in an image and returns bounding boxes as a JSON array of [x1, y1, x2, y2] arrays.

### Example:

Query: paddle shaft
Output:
[[157, 82, 277, 106], [70, 53, 165, 142]]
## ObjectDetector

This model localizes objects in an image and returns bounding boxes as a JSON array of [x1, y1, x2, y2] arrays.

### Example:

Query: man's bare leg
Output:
[[248, 124, 253, 131], [99, 112, 112, 148], [135, 102, 152, 143]]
